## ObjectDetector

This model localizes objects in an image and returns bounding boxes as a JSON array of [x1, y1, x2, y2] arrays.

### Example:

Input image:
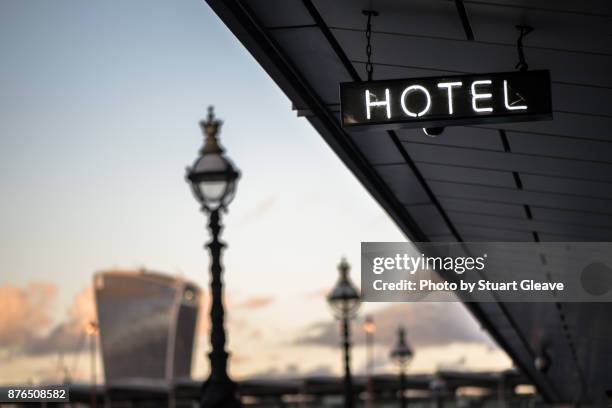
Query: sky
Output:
[[0, 0, 511, 384]]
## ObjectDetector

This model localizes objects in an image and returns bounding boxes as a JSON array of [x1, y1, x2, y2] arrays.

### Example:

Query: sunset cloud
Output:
[[0, 282, 56, 349], [294, 303, 494, 350], [23, 286, 96, 356], [239, 195, 278, 224], [2, 281, 271, 358], [0, 283, 96, 357], [235, 296, 275, 309]]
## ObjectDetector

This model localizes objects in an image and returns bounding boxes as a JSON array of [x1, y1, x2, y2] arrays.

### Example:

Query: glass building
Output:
[[94, 269, 200, 384]]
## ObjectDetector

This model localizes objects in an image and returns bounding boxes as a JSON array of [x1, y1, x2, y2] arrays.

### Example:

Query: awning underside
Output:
[[206, 0, 612, 403]]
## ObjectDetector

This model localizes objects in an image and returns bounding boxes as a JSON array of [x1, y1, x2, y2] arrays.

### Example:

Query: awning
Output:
[[205, 0, 612, 404]]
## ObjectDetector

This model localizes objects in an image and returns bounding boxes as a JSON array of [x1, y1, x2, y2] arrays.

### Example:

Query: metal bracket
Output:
[[515, 25, 534, 71]]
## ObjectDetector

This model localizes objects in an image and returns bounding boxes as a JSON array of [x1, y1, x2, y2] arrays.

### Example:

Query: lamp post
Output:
[[85, 321, 99, 408], [390, 326, 413, 408], [363, 316, 376, 407], [429, 375, 447, 408], [186, 106, 242, 408], [327, 258, 360, 408]]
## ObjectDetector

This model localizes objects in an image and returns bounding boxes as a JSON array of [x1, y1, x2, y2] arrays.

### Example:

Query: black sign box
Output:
[[340, 70, 552, 130]]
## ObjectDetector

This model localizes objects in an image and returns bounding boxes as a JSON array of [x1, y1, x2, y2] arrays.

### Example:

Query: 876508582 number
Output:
[[3, 387, 69, 402]]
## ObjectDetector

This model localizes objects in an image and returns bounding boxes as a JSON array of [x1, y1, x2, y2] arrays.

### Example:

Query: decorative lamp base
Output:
[[201, 377, 242, 408]]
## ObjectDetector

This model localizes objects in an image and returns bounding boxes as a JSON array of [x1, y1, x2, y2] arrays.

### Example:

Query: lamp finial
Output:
[[199, 105, 224, 155]]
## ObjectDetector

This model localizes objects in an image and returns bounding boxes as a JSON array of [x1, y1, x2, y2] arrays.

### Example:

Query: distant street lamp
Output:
[[328, 258, 361, 408], [390, 326, 414, 408], [85, 321, 99, 408], [363, 316, 376, 407], [186, 106, 241, 408], [429, 375, 448, 408]]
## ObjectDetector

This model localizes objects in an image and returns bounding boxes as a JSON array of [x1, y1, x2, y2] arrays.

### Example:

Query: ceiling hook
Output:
[[515, 25, 534, 71]]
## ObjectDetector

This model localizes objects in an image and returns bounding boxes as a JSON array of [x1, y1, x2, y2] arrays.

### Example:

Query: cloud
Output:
[[303, 364, 334, 377], [235, 296, 274, 309], [294, 303, 494, 350], [2, 281, 276, 381], [437, 355, 467, 371], [22, 287, 96, 356], [0, 282, 57, 349], [239, 195, 278, 224], [0, 283, 97, 357], [247, 363, 334, 380], [302, 288, 328, 300], [247, 363, 299, 380], [196, 294, 272, 343]]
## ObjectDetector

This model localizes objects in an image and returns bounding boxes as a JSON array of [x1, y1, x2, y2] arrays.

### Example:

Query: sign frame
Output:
[[339, 70, 552, 131]]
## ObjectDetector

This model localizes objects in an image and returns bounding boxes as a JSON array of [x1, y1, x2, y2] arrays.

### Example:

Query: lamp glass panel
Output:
[[198, 180, 228, 208]]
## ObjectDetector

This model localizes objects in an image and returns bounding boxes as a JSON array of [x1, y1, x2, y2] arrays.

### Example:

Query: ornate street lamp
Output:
[[363, 316, 376, 408], [186, 106, 241, 408], [328, 258, 361, 408], [390, 326, 413, 408], [85, 321, 99, 408], [429, 375, 448, 408]]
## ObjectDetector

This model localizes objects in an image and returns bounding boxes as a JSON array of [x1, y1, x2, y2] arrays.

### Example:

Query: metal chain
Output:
[[365, 12, 374, 81]]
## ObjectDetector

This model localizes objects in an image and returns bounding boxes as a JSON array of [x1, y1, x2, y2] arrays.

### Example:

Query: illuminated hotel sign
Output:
[[340, 70, 552, 130]]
